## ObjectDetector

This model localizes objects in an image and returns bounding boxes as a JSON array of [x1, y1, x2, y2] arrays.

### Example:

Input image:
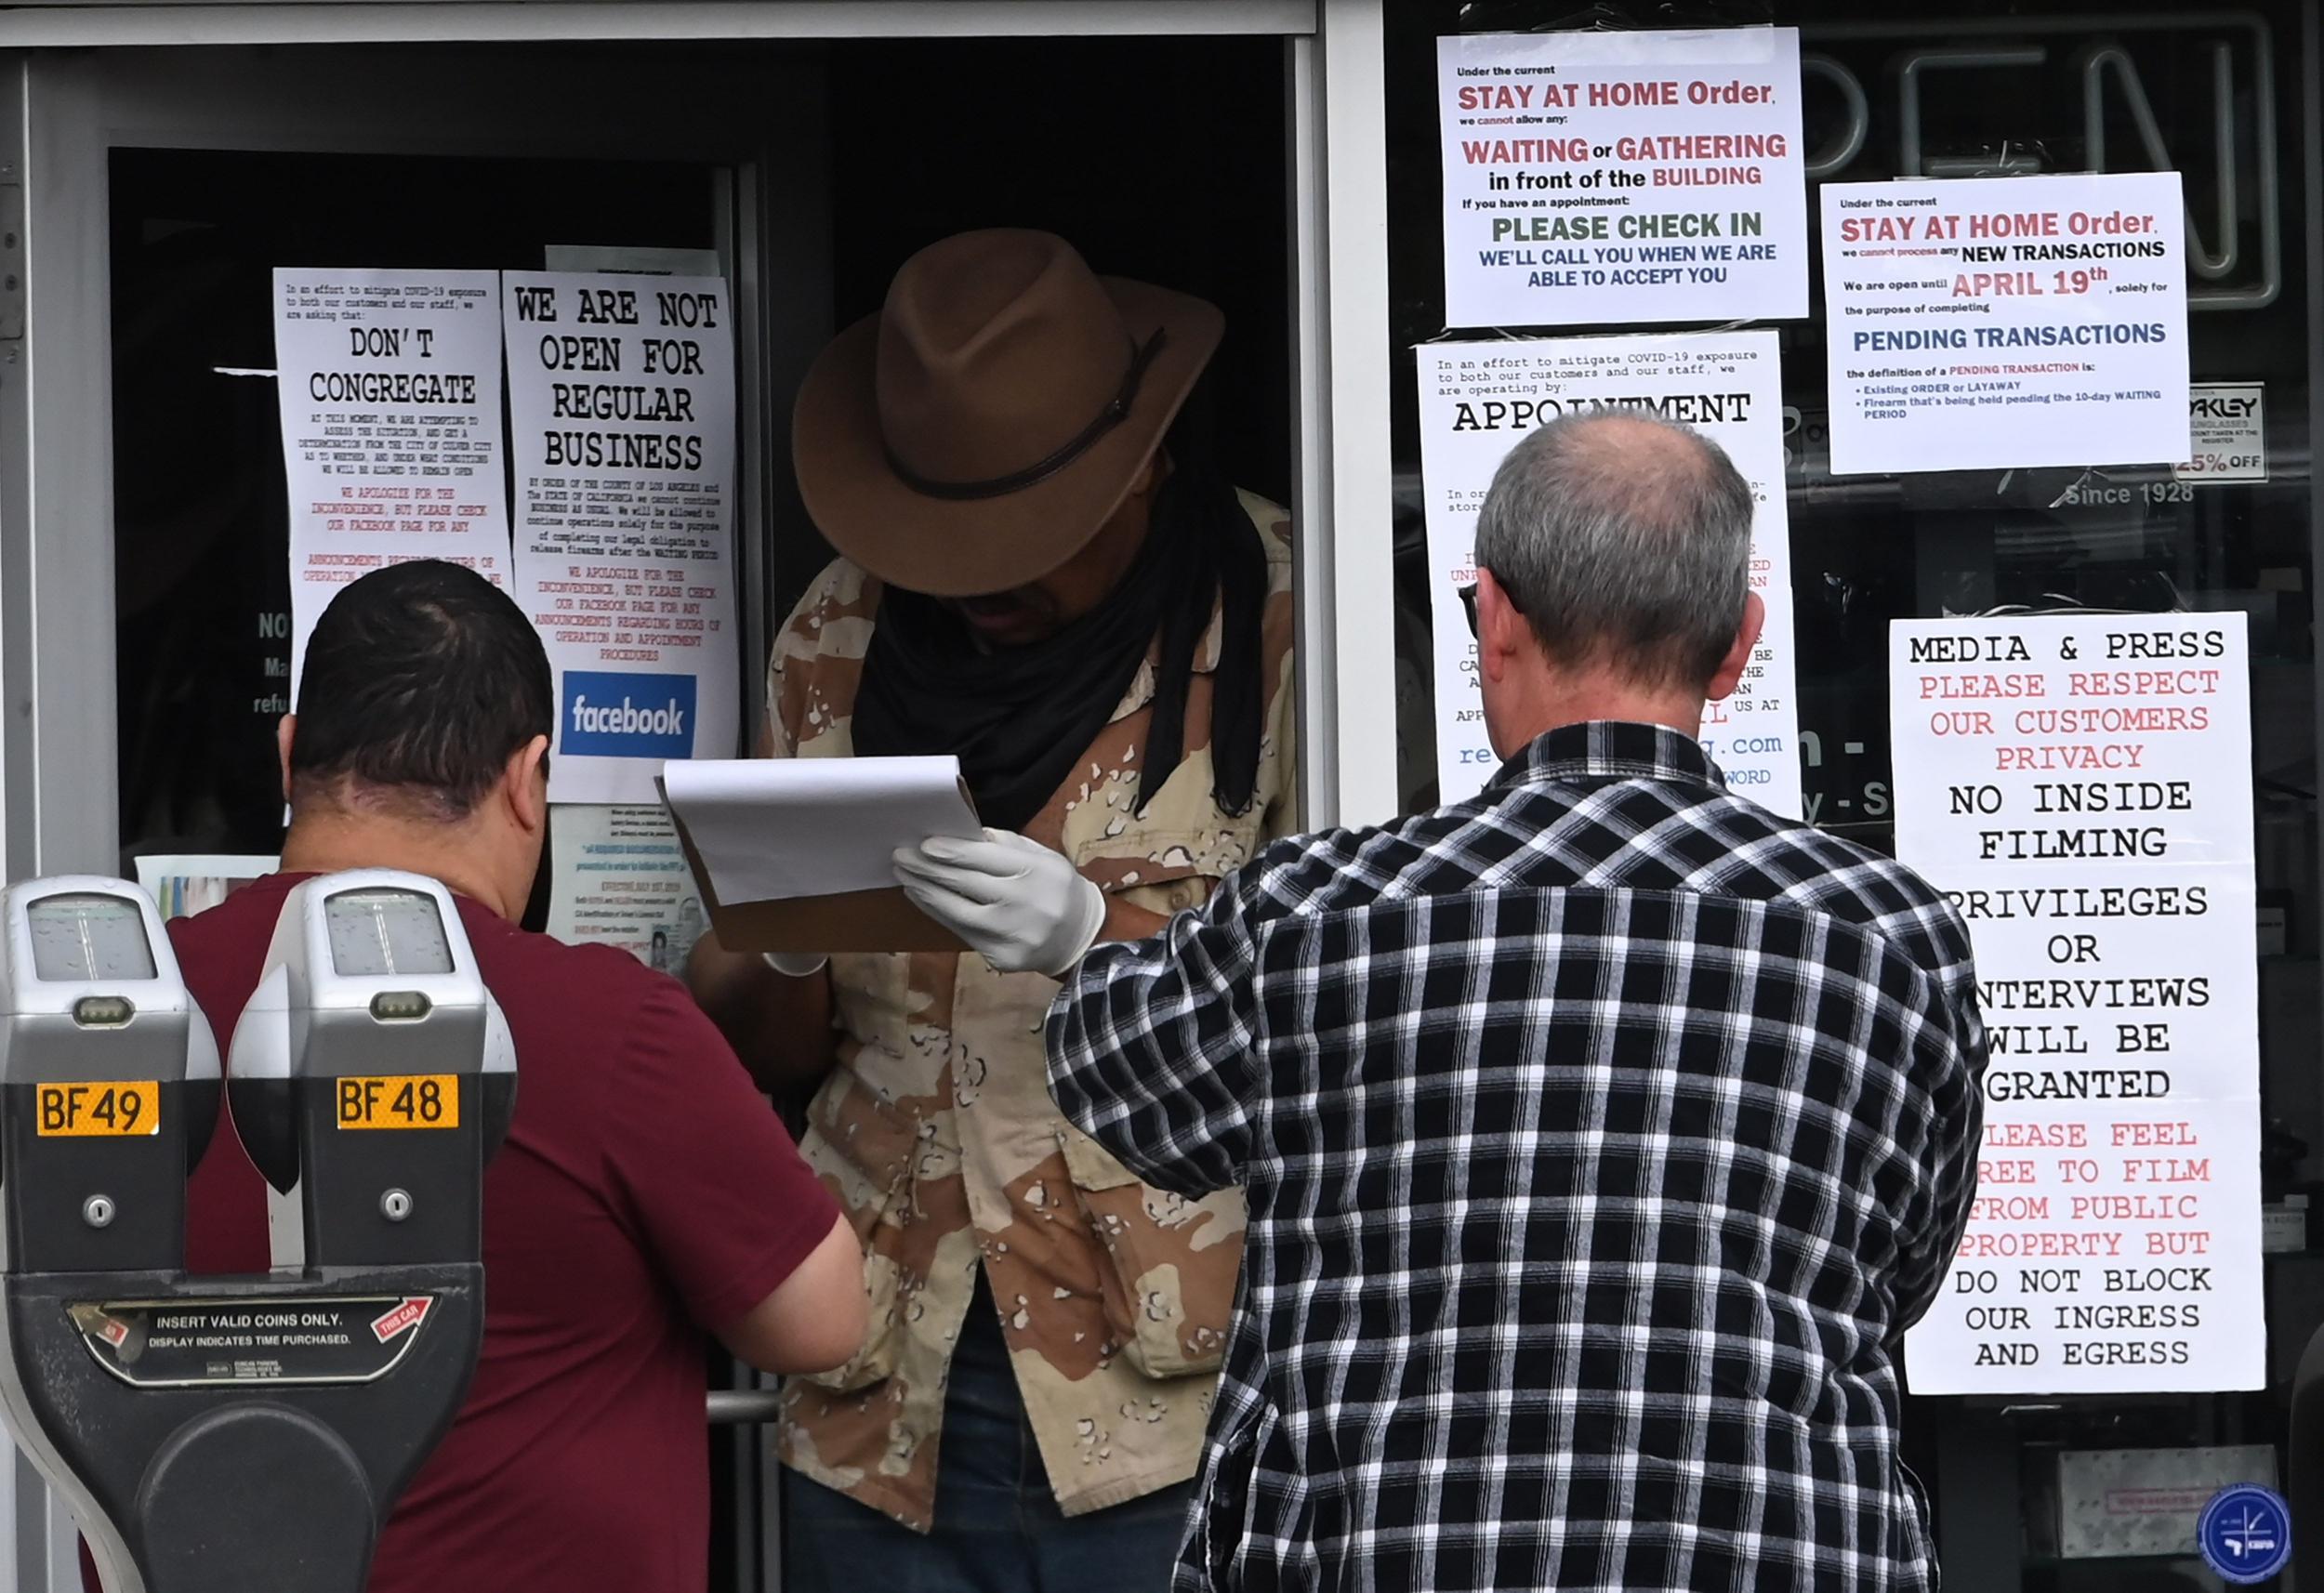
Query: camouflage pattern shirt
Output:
[[768, 494, 1298, 1531]]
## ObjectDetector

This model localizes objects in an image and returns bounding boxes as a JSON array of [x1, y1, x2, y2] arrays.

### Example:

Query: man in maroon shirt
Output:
[[87, 560, 863, 1592]]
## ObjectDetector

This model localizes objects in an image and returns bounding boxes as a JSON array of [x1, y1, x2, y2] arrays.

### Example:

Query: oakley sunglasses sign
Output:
[[1415, 329, 1803, 818]]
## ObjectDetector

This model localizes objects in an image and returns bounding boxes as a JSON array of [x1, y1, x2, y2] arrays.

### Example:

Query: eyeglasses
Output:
[[1457, 574, 1525, 640]]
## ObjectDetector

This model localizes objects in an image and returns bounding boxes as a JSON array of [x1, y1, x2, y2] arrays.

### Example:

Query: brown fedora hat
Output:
[[793, 229, 1223, 598]]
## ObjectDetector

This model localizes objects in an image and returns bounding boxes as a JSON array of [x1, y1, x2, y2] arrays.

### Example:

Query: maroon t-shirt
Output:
[[86, 873, 838, 1593]]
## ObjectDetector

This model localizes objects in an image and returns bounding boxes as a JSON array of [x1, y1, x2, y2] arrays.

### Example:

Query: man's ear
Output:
[[276, 715, 297, 805], [1474, 568, 1535, 686], [1705, 592, 1767, 704], [503, 735, 550, 836]]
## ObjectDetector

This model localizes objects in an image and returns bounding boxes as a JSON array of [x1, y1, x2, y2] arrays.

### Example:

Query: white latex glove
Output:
[[761, 951, 829, 978], [891, 828, 1105, 978]]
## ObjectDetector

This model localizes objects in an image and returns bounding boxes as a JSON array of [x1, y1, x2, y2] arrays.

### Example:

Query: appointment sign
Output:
[[1821, 172, 2190, 475], [1893, 613, 2261, 1394], [1416, 331, 1801, 816]]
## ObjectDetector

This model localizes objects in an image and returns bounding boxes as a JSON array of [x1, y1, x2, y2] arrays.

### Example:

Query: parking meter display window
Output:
[[324, 890, 453, 977], [27, 895, 156, 982], [65, 1294, 437, 1388]]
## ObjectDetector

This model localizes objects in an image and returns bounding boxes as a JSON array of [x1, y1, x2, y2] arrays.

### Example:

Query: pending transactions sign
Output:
[[1893, 612, 2260, 1394], [1821, 172, 2190, 476]]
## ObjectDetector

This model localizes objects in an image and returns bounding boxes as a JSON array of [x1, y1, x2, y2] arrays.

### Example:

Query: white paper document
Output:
[[271, 269, 512, 701], [1819, 172, 2191, 475], [545, 804, 705, 968], [660, 757, 984, 902], [1436, 27, 1808, 329], [1891, 612, 2261, 1395], [1415, 330, 1802, 817], [503, 270, 741, 803]]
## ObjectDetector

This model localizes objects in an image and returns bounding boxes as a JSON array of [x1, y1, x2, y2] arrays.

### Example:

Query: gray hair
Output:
[[1472, 410, 1754, 691]]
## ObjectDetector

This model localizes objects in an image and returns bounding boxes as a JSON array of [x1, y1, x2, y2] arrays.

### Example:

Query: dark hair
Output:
[[290, 560, 552, 818]]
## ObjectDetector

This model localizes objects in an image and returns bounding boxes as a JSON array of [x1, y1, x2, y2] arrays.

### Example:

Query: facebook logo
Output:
[[561, 671, 695, 759]]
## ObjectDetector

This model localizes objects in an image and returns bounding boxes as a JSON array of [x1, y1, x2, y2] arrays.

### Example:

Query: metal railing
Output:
[[707, 1388, 786, 1427]]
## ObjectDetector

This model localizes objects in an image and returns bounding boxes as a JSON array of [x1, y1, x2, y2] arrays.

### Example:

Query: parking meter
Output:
[[229, 870, 516, 1268], [0, 870, 513, 1593], [0, 881, 219, 1277]]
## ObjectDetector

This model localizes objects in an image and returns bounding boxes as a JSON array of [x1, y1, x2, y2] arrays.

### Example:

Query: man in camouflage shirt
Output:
[[689, 230, 1296, 1593]]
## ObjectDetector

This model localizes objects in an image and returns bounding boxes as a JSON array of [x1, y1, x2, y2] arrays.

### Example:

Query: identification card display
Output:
[[333, 1074, 458, 1131], [35, 1082, 160, 1138]]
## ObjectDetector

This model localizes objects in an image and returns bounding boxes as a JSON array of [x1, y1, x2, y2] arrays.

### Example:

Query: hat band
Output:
[[885, 330, 1169, 503]]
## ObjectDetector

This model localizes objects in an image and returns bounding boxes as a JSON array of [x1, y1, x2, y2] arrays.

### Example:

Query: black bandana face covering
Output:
[[851, 463, 1267, 836]]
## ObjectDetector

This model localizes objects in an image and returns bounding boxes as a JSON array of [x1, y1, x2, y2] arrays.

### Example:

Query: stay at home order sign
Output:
[[1893, 612, 2261, 1394], [1437, 27, 1806, 329], [1821, 172, 2190, 475]]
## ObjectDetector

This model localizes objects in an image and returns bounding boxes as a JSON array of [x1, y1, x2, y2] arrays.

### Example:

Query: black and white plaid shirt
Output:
[[1048, 721, 1985, 1593]]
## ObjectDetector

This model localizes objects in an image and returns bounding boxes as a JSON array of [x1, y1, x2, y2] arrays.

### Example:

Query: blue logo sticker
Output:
[[561, 671, 695, 759], [2199, 1484, 2291, 1585]]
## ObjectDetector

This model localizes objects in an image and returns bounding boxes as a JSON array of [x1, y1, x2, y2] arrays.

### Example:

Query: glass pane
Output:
[[27, 892, 156, 983], [110, 149, 720, 870], [1385, 3, 2316, 1586]]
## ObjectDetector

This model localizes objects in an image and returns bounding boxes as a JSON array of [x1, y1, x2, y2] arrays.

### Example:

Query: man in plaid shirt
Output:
[[1027, 414, 1987, 1591]]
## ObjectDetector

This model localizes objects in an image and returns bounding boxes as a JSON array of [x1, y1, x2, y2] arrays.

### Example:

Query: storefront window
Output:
[[1387, 2, 2315, 1585], [110, 146, 723, 873]]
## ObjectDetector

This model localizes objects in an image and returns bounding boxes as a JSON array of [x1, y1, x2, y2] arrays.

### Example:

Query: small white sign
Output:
[[2176, 383, 2266, 484]]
